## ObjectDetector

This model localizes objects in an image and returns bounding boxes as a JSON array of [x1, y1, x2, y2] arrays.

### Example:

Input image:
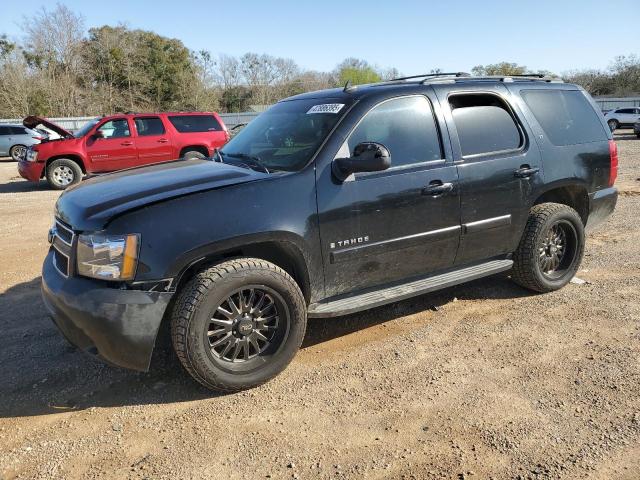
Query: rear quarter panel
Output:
[[507, 84, 612, 194]]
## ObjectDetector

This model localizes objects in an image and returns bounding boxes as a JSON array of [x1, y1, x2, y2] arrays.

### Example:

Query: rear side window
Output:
[[449, 93, 522, 157], [0, 126, 10, 135], [347, 96, 442, 168], [168, 115, 221, 133], [10, 126, 28, 135], [135, 117, 165, 136], [521, 90, 607, 146]]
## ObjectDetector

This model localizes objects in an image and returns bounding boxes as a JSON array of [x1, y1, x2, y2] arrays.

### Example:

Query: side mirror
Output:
[[332, 142, 391, 181], [93, 130, 104, 139]]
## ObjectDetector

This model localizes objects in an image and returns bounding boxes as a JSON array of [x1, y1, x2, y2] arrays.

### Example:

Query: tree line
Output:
[[0, 4, 638, 119]]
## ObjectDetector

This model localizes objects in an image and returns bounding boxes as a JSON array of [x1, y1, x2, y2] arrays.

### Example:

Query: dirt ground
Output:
[[0, 132, 639, 480]]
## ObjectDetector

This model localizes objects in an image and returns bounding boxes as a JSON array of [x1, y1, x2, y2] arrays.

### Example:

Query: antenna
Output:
[[343, 80, 356, 93]]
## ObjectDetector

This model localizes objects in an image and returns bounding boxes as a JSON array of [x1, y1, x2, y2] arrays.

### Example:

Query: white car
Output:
[[604, 107, 640, 131]]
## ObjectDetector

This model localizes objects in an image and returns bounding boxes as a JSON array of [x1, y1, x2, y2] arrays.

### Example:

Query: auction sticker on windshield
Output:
[[307, 104, 345, 114]]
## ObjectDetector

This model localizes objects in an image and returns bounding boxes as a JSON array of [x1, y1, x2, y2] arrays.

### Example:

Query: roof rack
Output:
[[391, 72, 470, 82], [387, 72, 561, 86]]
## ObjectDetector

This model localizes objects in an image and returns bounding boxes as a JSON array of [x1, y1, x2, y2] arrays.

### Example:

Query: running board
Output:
[[308, 259, 513, 318]]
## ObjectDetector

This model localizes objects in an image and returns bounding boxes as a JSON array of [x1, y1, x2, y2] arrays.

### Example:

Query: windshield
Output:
[[221, 98, 349, 172], [75, 118, 100, 138]]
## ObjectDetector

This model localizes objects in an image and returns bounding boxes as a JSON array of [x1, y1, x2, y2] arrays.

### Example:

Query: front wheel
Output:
[[10, 144, 27, 161], [608, 119, 619, 132], [511, 203, 585, 293], [171, 258, 307, 392], [46, 159, 83, 190]]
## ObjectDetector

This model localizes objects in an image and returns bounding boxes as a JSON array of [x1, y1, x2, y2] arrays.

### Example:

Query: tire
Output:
[[171, 258, 307, 392], [607, 119, 619, 132], [181, 149, 207, 160], [9, 144, 27, 161], [46, 159, 83, 190], [511, 203, 585, 293]]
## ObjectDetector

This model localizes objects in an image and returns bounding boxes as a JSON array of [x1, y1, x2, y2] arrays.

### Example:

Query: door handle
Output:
[[120, 141, 133, 146], [514, 165, 540, 178], [422, 181, 454, 196], [157, 138, 169, 143]]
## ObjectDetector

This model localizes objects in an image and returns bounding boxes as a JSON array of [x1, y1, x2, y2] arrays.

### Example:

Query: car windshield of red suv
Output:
[[220, 99, 349, 172], [74, 118, 100, 137]]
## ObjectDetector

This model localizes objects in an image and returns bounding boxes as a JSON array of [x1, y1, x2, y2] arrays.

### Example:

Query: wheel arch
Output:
[[45, 154, 86, 176], [179, 145, 210, 158], [171, 235, 313, 305], [533, 183, 589, 225]]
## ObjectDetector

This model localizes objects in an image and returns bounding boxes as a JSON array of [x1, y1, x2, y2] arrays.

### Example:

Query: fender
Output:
[[168, 230, 319, 302]]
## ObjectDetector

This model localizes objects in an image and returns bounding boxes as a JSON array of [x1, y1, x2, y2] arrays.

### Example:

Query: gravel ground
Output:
[[0, 132, 639, 480]]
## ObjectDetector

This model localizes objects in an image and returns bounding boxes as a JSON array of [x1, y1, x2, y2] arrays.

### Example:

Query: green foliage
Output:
[[336, 58, 382, 86], [0, 35, 15, 58], [338, 66, 381, 86], [85, 26, 197, 112], [471, 62, 528, 76]]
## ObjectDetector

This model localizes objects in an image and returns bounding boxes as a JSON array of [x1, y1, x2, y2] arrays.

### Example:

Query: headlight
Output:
[[26, 148, 38, 162], [76, 233, 139, 281]]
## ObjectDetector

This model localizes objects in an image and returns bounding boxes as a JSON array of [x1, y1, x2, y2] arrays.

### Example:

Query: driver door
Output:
[[85, 118, 137, 172], [316, 94, 461, 298]]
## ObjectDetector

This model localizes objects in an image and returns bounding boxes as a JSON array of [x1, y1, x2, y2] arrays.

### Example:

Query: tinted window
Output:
[[521, 90, 607, 146], [0, 126, 11, 135], [617, 108, 634, 114], [135, 117, 165, 136], [98, 119, 130, 138], [169, 115, 221, 133], [347, 96, 442, 167], [10, 126, 28, 135], [449, 94, 522, 156], [221, 99, 347, 172]]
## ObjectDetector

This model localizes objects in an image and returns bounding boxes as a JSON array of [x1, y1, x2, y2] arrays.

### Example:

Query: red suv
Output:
[[18, 112, 229, 189]]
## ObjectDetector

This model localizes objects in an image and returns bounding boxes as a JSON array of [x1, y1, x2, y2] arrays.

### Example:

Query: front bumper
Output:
[[18, 159, 45, 182], [587, 187, 618, 230], [41, 250, 174, 371]]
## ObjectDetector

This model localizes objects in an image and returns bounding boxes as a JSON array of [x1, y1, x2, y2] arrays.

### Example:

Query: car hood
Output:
[[23, 116, 74, 138], [55, 160, 269, 231]]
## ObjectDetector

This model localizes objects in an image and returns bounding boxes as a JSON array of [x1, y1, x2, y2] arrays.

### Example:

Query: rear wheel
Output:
[[511, 203, 584, 293], [9, 144, 26, 161], [607, 119, 619, 132], [171, 258, 307, 392], [46, 159, 82, 190], [181, 149, 207, 160]]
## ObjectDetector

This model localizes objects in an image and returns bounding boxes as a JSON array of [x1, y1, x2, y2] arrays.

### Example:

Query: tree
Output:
[[335, 58, 381, 85], [471, 62, 528, 76]]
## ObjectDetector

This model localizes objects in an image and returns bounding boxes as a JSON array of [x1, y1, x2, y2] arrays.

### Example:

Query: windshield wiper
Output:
[[221, 152, 270, 174]]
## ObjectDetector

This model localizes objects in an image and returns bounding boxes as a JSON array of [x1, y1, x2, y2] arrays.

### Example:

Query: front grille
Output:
[[52, 219, 75, 277], [55, 220, 74, 245], [53, 248, 69, 276]]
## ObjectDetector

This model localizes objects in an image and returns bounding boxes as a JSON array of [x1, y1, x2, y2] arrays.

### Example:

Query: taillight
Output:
[[608, 139, 618, 187]]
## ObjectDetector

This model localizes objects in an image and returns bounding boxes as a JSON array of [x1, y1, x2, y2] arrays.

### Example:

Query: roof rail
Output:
[[422, 74, 563, 84], [391, 72, 470, 82]]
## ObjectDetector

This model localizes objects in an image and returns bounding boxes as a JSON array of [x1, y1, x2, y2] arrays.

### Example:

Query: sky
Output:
[[1, 0, 637, 75]]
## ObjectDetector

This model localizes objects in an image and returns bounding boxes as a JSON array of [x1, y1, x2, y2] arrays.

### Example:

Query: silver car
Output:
[[604, 107, 640, 131], [0, 124, 43, 161]]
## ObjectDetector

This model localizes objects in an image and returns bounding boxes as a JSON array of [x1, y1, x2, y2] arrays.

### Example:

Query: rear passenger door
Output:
[[434, 85, 544, 265], [133, 116, 175, 164]]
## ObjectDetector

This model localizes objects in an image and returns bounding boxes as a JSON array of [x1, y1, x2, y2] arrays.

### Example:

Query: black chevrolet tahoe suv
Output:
[[42, 73, 618, 392]]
